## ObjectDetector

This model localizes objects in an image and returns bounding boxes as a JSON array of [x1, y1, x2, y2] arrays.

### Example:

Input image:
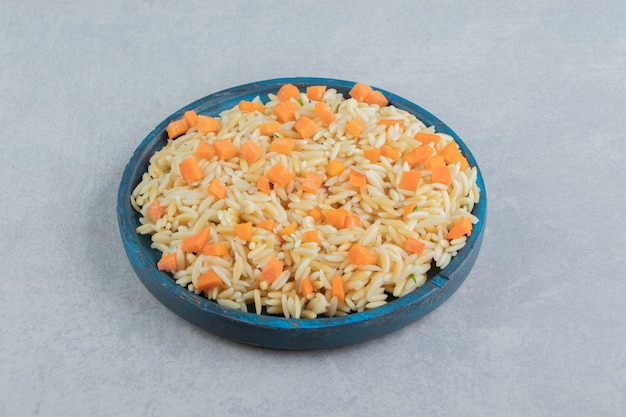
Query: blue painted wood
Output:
[[117, 77, 487, 350]]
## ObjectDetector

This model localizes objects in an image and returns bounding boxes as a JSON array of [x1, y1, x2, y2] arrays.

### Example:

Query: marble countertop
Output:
[[2, 1, 625, 416]]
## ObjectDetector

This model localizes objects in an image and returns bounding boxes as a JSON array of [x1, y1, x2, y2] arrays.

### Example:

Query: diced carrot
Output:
[[240, 140, 264, 163], [442, 142, 469, 170], [294, 116, 317, 139], [257, 176, 273, 194], [262, 255, 283, 283], [405, 237, 425, 254], [349, 169, 367, 188], [256, 220, 274, 232], [457, 154, 470, 171], [364, 149, 381, 163], [202, 242, 229, 257], [207, 178, 227, 200], [331, 275, 345, 301], [238, 100, 266, 113], [346, 118, 365, 137], [414, 131, 440, 144], [270, 137, 296, 154], [432, 166, 451, 187], [213, 139, 238, 160], [235, 222, 253, 241], [195, 141, 215, 159], [278, 222, 296, 239], [399, 171, 422, 191], [258, 121, 281, 135], [166, 119, 189, 139], [179, 156, 203, 183], [426, 154, 446, 171], [157, 252, 177, 272], [196, 270, 223, 290], [277, 83, 300, 101], [325, 208, 349, 229], [348, 243, 377, 266], [272, 100, 298, 123], [300, 276, 314, 296], [441, 142, 457, 162], [326, 160, 347, 176], [349, 82, 373, 102], [403, 202, 418, 221], [344, 212, 362, 229], [183, 110, 198, 128], [319, 110, 336, 125], [446, 216, 473, 240], [308, 207, 322, 222], [181, 228, 210, 253], [381, 144, 399, 159], [364, 90, 388, 107], [314, 102, 326, 115], [301, 171, 324, 193], [314, 102, 336, 125], [303, 230, 319, 244], [196, 115, 219, 134], [306, 85, 327, 101], [404, 144, 434, 166], [377, 119, 405, 129], [266, 163, 294, 188], [147, 199, 164, 223]]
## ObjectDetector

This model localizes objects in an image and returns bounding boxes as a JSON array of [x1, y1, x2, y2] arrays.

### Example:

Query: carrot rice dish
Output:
[[131, 82, 480, 319]]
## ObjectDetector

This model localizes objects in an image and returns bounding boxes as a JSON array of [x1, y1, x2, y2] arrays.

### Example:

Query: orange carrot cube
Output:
[[326, 160, 347, 176], [346, 118, 364, 137], [431, 166, 451, 187], [349, 169, 367, 188], [195, 141, 215, 159], [179, 156, 203, 183], [272, 100, 298, 123], [262, 255, 283, 283], [405, 237, 425, 254], [157, 252, 177, 272], [364, 90, 388, 107], [238, 100, 266, 113], [331, 275, 345, 301], [303, 230, 319, 243], [306, 85, 327, 101], [213, 139, 238, 160], [266, 163, 294, 188], [270, 137, 296, 154], [196, 115, 219, 134], [258, 121, 281, 135], [446, 216, 473, 240], [236, 222, 253, 241], [399, 171, 422, 191], [183, 110, 198, 128], [301, 171, 324, 193], [404, 145, 434, 166], [240, 140, 264, 163], [414, 131, 440, 144], [166, 119, 189, 139], [202, 242, 229, 257], [276, 83, 300, 101], [349, 83, 373, 102], [207, 178, 227, 200], [294, 116, 317, 139], [348, 243, 377, 266], [196, 270, 223, 290]]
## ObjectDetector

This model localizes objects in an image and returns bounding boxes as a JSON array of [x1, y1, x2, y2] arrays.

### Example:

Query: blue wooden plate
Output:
[[117, 77, 487, 350]]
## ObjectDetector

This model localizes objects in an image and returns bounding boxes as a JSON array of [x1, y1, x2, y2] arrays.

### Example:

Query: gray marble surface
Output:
[[2, 1, 625, 416]]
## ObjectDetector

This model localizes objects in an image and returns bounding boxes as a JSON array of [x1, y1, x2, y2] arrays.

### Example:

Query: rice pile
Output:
[[131, 82, 480, 319]]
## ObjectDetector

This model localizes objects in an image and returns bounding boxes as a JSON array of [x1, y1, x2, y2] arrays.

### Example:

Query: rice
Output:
[[131, 83, 480, 318]]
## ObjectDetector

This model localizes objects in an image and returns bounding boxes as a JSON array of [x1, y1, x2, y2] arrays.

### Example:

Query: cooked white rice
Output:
[[131, 83, 480, 318]]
